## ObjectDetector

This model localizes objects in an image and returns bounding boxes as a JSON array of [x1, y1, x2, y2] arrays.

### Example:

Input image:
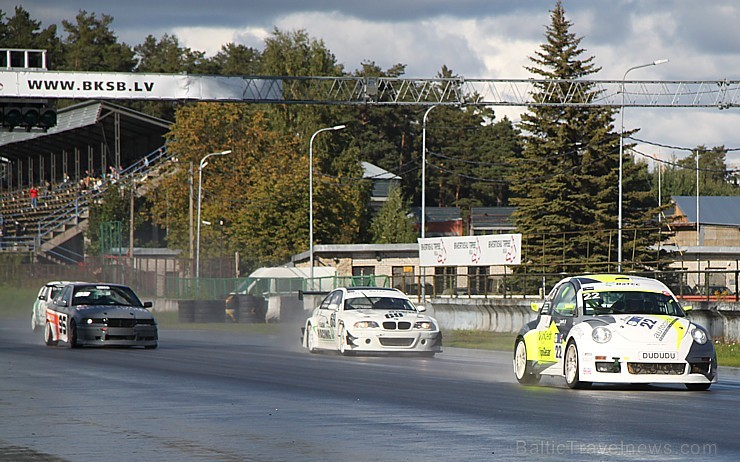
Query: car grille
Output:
[[90, 318, 155, 327], [382, 321, 412, 330], [627, 362, 686, 375], [379, 338, 414, 347]]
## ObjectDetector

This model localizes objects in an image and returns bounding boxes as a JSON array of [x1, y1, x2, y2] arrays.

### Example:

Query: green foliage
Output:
[[87, 184, 144, 256], [60, 10, 135, 72], [0, 6, 62, 61], [659, 146, 740, 197], [370, 184, 418, 243], [210, 43, 262, 75], [510, 1, 664, 273], [149, 102, 367, 273]]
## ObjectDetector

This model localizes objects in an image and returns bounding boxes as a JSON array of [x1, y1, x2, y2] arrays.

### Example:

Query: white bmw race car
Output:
[[302, 287, 442, 356], [513, 274, 717, 390]]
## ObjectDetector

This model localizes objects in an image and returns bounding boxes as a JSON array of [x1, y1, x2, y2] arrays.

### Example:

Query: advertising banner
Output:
[[418, 234, 521, 267], [0, 70, 283, 101]]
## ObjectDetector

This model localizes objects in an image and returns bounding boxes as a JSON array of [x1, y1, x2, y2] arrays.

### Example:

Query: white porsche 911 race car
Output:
[[302, 287, 442, 356], [513, 274, 717, 390]]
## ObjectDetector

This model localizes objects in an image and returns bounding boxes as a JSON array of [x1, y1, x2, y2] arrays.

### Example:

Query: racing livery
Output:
[[513, 274, 717, 390], [44, 282, 158, 349], [302, 287, 442, 356], [32, 281, 75, 331]]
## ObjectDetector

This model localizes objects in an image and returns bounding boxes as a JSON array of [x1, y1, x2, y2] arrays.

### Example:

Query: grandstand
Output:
[[0, 101, 171, 263]]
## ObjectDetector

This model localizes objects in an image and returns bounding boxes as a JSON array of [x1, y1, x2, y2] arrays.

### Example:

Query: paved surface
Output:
[[1, 318, 739, 461]]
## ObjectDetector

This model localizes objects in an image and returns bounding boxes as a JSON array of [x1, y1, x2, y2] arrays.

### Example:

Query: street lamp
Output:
[[196, 149, 231, 280], [309, 125, 346, 287], [420, 105, 437, 300], [618, 59, 668, 272], [421, 105, 438, 241]]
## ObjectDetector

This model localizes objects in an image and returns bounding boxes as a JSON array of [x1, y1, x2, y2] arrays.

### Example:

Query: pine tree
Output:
[[509, 1, 662, 273], [370, 185, 417, 244]]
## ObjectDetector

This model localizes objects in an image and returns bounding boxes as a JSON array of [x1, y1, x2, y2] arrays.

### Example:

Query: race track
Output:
[[1, 318, 739, 461]]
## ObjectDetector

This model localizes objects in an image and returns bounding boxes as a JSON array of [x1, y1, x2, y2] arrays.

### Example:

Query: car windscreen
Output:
[[345, 296, 416, 311], [72, 285, 143, 307], [582, 290, 684, 317]]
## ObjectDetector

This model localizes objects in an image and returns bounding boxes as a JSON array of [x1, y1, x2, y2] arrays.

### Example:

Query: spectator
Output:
[[29, 185, 38, 208]]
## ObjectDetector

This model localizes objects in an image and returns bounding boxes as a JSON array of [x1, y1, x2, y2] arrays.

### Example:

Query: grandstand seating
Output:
[[0, 146, 170, 262]]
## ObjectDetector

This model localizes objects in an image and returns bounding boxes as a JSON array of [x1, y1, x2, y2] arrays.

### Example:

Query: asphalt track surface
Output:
[[1, 318, 739, 462]]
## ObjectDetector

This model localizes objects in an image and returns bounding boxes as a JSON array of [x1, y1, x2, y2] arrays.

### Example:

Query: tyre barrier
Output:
[[193, 300, 226, 323], [237, 295, 267, 323], [178, 300, 195, 323]]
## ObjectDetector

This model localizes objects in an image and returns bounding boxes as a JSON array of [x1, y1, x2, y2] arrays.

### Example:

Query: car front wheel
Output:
[[514, 338, 540, 384], [65, 320, 79, 349], [44, 322, 58, 347], [564, 341, 591, 389], [305, 324, 317, 354], [337, 325, 352, 356]]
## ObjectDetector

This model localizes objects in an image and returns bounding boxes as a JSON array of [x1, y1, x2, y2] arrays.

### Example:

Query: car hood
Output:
[[73, 305, 155, 320], [592, 314, 690, 344], [344, 309, 432, 321]]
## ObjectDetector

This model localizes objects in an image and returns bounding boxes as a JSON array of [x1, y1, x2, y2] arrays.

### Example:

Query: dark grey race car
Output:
[[44, 282, 158, 349]]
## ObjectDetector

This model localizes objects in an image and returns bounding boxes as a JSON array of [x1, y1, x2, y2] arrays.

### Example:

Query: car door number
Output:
[[59, 313, 68, 335]]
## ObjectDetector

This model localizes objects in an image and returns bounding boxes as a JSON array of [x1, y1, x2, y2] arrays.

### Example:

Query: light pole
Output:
[[618, 59, 668, 272], [420, 105, 437, 299], [696, 149, 700, 246], [196, 149, 231, 280], [309, 125, 346, 287]]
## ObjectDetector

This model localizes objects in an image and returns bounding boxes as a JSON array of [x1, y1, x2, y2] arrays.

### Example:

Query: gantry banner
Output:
[[0, 70, 283, 101], [418, 234, 521, 267]]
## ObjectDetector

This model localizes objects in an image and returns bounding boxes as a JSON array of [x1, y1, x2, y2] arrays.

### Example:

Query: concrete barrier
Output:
[[428, 297, 740, 342]]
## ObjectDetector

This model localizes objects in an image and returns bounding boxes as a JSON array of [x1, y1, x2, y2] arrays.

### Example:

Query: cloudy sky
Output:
[[9, 0, 740, 167]]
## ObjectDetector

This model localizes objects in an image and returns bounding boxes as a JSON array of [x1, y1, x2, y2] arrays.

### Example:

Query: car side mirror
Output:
[[143, 301, 153, 308], [416, 305, 427, 312], [38, 295, 46, 301], [530, 302, 541, 312], [683, 305, 693, 312]]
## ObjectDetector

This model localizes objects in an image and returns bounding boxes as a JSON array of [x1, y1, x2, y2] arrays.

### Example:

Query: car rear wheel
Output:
[[65, 320, 79, 349], [564, 341, 591, 389], [514, 338, 540, 384], [685, 383, 711, 391], [44, 322, 57, 347]]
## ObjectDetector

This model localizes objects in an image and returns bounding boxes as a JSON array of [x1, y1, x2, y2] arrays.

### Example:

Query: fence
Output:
[[2, 256, 739, 304]]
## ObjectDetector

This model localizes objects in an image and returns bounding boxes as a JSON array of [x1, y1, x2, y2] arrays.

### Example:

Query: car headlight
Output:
[[414, 321, 435, 330], [592, 326, 612, 343], [354, 320, 379, 329], [691, 327, 708, 345]]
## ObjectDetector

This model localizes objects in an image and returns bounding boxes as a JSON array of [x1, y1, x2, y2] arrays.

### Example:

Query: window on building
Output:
[[392, 266, 415, 291], [352, 266, 375, 286], [435, 267, 456, 294], [468, 266, 490, 295]]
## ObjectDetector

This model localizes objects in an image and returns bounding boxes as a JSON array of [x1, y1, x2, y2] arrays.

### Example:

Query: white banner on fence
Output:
[[418, 234, 521, 267], [0, 70, 283, 101]]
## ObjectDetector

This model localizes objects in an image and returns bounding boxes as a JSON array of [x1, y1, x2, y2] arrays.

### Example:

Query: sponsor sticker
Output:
[[639, 351, 678, 361]]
